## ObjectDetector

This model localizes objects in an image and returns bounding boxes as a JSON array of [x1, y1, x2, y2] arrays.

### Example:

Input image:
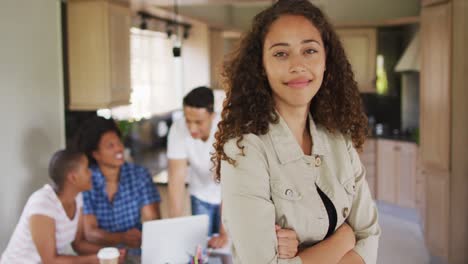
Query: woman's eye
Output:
[[305, 49, 317, 54], [273, 51, 287, 57]]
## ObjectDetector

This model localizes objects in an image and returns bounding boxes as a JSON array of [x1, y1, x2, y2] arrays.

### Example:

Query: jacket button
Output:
[[285, 189, 293, 197], [342, 207, 349, 218], [315, 156, 322, 167]]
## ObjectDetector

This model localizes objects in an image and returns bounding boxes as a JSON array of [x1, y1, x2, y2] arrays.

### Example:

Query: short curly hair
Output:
[[212, 0, 368, 180], [73, 116, 121, 165]]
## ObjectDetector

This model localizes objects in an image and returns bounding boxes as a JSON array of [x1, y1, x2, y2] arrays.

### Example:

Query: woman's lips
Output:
[[285, 79, 311, 89]]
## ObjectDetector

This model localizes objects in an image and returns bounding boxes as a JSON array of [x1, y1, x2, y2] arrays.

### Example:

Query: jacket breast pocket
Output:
[[271, 181, 303, 201], [270, 181, 303, 229], [342, 177, 356, 205]]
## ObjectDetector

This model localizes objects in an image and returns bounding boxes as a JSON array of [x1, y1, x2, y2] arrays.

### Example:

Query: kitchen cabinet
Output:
[[397, 142, 418, 208], [335, 28, 377, 93], [415, 158, 426, 229], [420, 2, 451, 172], [420, 1, 452, 259], [359, 139, 376, 198], [376, 139, 418, 208], [67, 0, 131, 110], [420, 0, 468, 261], [425, 169, 450, 258], [376, 139, 397, 203]]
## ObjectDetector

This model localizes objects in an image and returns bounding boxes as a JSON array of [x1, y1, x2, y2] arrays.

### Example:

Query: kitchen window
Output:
[[108, 28, 184, 120]]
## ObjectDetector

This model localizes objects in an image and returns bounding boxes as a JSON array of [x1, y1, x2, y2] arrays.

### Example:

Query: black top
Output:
[[316, 185, 338, 239]]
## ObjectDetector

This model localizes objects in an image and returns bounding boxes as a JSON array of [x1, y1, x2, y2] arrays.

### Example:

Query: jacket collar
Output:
[[269, 112, 329, 164]]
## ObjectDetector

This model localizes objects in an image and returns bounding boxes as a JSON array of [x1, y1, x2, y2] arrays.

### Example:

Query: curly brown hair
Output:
[[212, 0, 368, 180]]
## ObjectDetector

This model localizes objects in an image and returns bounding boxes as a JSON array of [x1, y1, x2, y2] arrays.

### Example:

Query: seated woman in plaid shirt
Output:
[[74, 116, 161, 258]]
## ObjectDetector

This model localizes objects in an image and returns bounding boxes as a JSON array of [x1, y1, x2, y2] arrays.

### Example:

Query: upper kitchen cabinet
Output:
[[420, 2, 451, 171], [67, 0, 131, 110], [336, 28, 377, 93]]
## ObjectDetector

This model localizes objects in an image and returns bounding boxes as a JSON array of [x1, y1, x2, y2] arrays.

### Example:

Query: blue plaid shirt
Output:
[[82, 162, 160, 233]]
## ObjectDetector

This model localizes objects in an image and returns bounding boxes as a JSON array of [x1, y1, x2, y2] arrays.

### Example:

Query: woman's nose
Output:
[[289, 55, 307, 73]]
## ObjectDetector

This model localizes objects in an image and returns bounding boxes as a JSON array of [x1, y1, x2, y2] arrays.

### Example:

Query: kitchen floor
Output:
[[377, 201, 431, 264]]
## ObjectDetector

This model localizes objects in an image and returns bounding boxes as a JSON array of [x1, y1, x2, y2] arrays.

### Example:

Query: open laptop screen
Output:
[[142, 215, 209, 264]]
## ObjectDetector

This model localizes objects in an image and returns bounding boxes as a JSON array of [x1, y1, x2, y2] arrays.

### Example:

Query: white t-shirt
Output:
[[167, 114, 221, 204], [1, 184, 83, 264]]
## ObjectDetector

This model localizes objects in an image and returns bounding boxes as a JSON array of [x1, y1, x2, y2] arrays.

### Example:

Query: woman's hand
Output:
[[275, 225, 299, 259]]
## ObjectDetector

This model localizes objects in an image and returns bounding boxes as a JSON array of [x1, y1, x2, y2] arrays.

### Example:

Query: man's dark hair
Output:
[[183, 86, 214, 113], [73, 116, 121, 165], [48, 149, 84, 191]]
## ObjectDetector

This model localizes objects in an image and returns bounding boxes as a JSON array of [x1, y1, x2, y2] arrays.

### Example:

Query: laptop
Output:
[[142, 215, 209, 264]]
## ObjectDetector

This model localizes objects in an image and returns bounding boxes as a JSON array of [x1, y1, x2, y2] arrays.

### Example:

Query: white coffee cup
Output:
[[97, 247, 120, 264]]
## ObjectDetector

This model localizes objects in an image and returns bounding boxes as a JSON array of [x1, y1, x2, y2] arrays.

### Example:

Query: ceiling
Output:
[[132, 0, 420, 31], [142, 0, 273, 6]]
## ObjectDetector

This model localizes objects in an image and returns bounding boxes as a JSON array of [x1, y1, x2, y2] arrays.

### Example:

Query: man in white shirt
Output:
[[167, 87, 227, 248]]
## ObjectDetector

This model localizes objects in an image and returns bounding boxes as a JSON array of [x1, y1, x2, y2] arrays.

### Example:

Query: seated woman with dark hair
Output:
[[73, 116, 161, 259], [1, 149, 124, 264]]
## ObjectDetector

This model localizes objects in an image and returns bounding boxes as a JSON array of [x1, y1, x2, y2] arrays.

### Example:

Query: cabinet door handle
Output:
[[394, 145, 401, 151]]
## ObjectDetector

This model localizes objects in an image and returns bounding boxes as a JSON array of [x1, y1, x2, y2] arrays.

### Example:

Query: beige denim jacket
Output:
[[221, 115, 380, 264]]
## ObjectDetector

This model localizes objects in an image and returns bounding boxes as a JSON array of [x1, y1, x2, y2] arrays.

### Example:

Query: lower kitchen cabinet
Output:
[[424, 168, 450, 258], [360, 139, 377, 198], [375, 139, 418, 208], [415, 158, 426, 228]]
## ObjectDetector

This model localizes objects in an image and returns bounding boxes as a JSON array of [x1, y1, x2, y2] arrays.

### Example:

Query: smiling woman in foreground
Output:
[[212, 0, 381, 263]]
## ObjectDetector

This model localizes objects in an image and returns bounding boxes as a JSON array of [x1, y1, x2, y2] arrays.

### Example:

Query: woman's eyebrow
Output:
[[269, 39, 321, 50]]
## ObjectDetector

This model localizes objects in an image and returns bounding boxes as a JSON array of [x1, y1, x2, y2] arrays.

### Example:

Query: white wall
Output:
[[0, 0, 65, 250]]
